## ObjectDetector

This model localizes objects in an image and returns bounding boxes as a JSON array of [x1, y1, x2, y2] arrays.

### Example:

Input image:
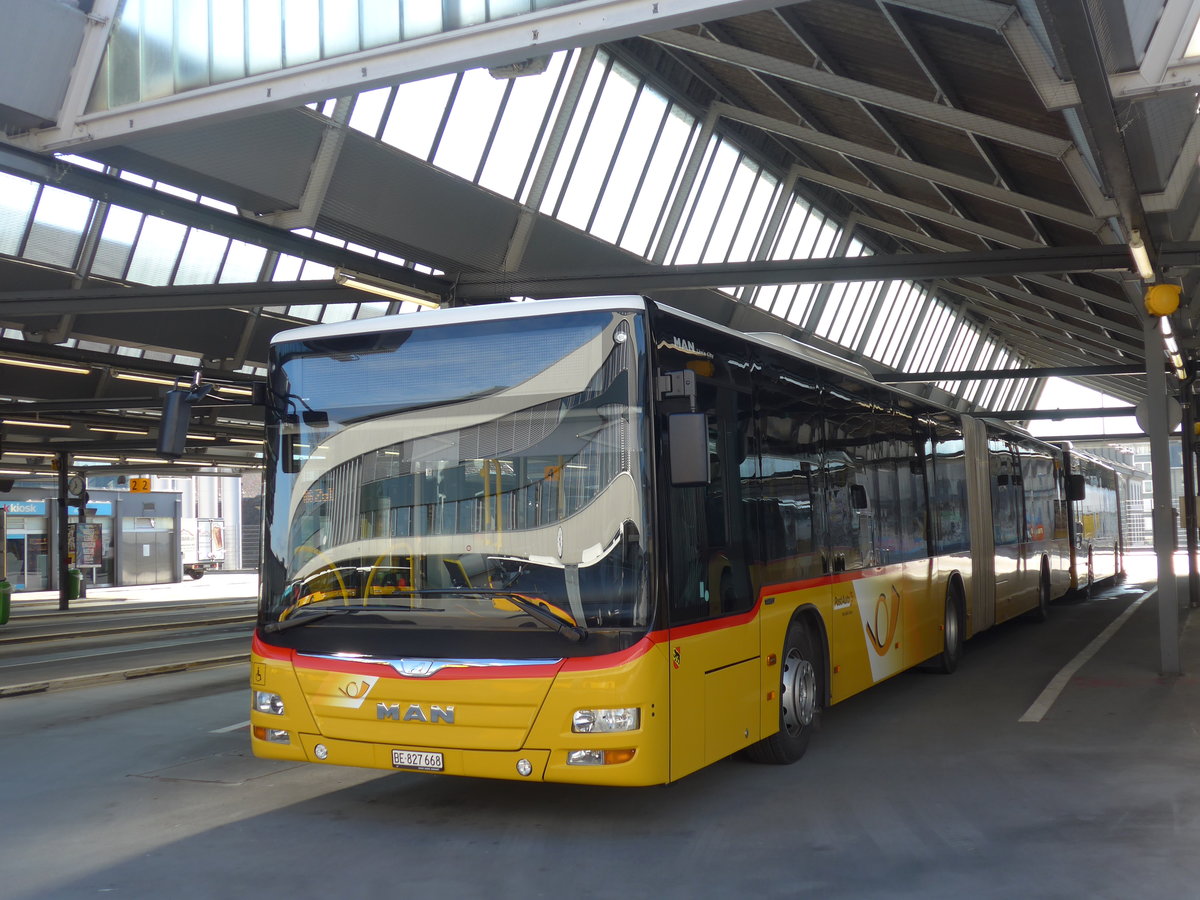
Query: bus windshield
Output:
[[259, 309, 651, 653]]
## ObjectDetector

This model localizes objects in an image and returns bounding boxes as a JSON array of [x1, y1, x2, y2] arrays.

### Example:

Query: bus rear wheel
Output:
[[746, 622, 822, 765]]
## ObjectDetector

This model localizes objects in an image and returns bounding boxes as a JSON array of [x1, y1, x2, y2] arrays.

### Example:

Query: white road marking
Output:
[[1019, 588, 1153, 723], [211, 719, 251, 733]]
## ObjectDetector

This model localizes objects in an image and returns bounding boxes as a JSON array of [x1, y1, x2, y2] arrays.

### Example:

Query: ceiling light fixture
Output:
[[2, 418, 70, 429], [91, 426, 150, 436], [0, 358, 90, 375], [1128, 230, 1155, 281], [1163, 318, 1187, 380], [114, 372, 180, 387], [333, 267, 443, 308]]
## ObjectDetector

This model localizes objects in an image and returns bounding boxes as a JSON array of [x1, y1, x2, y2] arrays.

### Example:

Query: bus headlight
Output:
[[254, 691, 285, 715], [572, 707, 640, 733]]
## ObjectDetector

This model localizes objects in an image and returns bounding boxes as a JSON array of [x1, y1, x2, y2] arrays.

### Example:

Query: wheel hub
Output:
[[780, 647, 816, 733]]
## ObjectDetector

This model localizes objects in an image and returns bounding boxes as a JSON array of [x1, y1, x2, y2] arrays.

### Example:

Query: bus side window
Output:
[[750, 371, 823, 583]]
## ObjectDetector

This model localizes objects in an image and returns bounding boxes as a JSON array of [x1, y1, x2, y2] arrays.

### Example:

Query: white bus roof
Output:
[[272, 294, 875, 383], [270, 296, 648, 345]]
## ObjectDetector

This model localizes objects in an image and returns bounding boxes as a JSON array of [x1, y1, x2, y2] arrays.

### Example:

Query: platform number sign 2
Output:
[[129, 478, 152, 493]]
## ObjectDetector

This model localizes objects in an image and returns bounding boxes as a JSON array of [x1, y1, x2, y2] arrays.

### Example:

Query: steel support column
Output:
[[1182, 382, 1200, 608], [1145, 322, 1183, 673], [57, 456, 69, 611]]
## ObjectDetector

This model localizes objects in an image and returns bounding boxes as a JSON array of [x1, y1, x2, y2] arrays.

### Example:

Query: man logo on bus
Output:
[[377, 702, 455, 724], [865, 585, 901, 656]]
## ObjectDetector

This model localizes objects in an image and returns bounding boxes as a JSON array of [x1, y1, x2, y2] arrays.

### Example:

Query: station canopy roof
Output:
[[1, 0, 1198, 474]]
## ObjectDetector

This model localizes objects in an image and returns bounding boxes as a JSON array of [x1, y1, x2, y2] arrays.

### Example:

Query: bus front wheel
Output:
[[1027, 562, 1050, 623], [934, 582, 965, 674], [745, 622, 822, 765]]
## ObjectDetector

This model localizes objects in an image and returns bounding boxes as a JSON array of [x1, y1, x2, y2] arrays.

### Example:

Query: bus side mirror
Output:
[[1068, 473, 1086, 502], [281, 414, 301, 474], [669, 413, 710, 486]]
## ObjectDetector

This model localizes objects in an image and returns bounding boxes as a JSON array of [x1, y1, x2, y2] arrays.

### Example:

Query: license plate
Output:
[[392, 749, 444, 771]]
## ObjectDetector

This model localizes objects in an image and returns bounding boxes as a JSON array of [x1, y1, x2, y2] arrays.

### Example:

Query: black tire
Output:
[[745, 621, 822, 765], [934, 581, 964, 674], [1027, 562, 1050, 623]]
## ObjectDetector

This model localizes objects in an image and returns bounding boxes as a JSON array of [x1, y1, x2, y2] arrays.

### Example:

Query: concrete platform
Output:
[[8, 571, 260, 611]]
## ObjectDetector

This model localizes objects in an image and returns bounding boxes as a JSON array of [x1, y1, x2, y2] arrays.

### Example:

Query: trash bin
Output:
[[0, 579, 9, 626], [67, 568, 82, 601]]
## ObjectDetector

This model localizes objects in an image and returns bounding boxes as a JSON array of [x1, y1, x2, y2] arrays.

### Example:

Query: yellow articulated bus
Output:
[[251, 296, 1077, 786], [1060, 446, 1131, 594]]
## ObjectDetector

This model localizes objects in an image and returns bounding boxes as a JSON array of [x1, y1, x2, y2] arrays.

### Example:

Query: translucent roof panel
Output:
[[86, 0, 585, 112]]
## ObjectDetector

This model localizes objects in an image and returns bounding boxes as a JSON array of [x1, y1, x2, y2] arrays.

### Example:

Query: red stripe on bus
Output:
[[252, 633, 292, 661], [559, 636, 658, 671]]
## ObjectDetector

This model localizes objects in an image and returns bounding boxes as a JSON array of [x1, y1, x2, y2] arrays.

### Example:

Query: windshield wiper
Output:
[[503, 592, 588, 643], [263, 604, 434, 634], [401, 588, 588, 643]]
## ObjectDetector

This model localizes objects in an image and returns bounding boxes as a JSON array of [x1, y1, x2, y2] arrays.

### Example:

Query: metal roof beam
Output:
[[856, 215, 1137, 320], [0, 144, 452, 298], [934, 279, 1139, 351], [713, 104, 1112, 229], [881, 364, 1142, 382], [647, 29, 1072, 157], [0, 280, 357, 316], [1036, 1, 1155, 283], [1107, 0, 1200, 100], [0, 336, 260, 384], [454, 245, 1138, 299], [984, 406, 1136, 419], [882, 0, 1083, 109], [795, 169, 1044, 247], [8, 0, 791, 153]]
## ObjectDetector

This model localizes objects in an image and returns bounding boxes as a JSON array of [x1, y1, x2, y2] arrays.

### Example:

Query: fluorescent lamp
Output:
[[229, 437, 262, 445], [2, 418, 70, 429], [1129, 230, 1155, 281], [214, 384, 254, 397], [1159, 316, 1187, 380], [0, 358, 90, 375], [334, 267, 443, 308], [115, 372, 179, 387], [91, 426, 150, 436]]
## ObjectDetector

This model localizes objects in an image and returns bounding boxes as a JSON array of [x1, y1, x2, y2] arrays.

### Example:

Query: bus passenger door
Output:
[[663, 380, 760, 781], [990, 437, 1024, 622]]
